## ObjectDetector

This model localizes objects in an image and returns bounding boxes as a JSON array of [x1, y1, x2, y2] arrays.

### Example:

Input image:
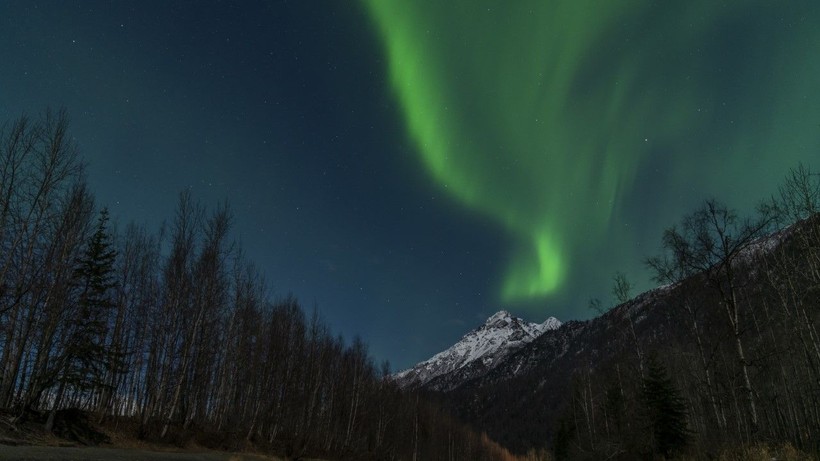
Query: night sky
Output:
[[2, 1, 819, 370]]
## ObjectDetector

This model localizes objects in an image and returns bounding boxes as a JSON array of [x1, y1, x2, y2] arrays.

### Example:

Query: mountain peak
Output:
[[485, 310, 512, 326], [539, 316, 562, 331], [488, 309, 511, 319], [393, 310, 562, 390]]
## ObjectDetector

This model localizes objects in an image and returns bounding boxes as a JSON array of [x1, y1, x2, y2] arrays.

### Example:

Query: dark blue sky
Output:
[[2, 1, 819, 370], [0, 1, 510, 369]]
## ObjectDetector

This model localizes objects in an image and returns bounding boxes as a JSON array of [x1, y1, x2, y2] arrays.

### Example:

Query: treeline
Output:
[[556, 165, 820, 459], [0, 110, 524, 460]]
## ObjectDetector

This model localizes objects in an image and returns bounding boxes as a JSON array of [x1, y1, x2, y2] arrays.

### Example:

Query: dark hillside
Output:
[[440, 205, 820, 458]]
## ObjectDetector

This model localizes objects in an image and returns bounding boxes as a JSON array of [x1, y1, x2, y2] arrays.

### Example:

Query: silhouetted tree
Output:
[[642, 355, 689, 457], [647, 199, 771, 435], [552, 416, 574, 461], [47, 208, 119, 430]]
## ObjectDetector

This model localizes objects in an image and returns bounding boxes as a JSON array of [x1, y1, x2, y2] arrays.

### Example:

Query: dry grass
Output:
[[716, 443, 815, 461], [671, 443, 816, 461]]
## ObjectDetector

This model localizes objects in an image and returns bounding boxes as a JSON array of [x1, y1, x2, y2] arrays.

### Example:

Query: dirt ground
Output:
[[0, 445, 280, 461]]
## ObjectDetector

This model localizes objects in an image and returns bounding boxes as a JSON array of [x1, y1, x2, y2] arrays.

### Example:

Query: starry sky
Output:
[[2, 1, 819, 370]]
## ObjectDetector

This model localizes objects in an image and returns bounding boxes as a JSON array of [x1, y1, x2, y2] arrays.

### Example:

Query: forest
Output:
[[442, 166, 820, 460], [2, 109, 818, 461], [557, 167, 820, 459], [0, 110, 534, 460]]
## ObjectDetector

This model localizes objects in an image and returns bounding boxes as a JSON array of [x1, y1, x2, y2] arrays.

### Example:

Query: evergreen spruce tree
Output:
[[642, 355, 689, 457], [47, 208, 120, 430], [69, 208, 119, 387], [552, 416, 574, 461]]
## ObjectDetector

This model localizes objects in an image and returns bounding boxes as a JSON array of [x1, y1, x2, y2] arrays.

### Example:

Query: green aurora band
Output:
[[363, 1, 820, 307]]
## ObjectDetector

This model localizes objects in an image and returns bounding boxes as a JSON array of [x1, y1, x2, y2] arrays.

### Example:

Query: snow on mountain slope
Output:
[[393, 310, 561, 390]]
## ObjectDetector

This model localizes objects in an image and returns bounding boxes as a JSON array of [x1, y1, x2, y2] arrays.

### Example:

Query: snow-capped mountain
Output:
[[393, 310, 561, 391]]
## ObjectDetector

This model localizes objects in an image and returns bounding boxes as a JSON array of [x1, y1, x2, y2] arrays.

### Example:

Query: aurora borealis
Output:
[[2, 1, 819, 369], [363, 0, 820, 308]]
